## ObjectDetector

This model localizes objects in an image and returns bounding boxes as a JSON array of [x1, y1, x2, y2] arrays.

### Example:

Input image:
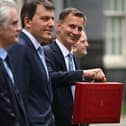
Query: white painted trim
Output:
[[104, 10, 126, 17], [103, 55, 126, 68]]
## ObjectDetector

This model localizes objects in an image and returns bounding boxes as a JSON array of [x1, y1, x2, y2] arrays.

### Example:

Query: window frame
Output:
[[103, 7, 126, 69]]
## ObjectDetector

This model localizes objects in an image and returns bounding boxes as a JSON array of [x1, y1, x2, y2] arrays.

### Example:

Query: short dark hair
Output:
[[59, 8, 87, 25], [21, 0, 55, 28]]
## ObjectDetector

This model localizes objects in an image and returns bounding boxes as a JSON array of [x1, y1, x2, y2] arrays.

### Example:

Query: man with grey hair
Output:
[[0, 0, 28, 126]]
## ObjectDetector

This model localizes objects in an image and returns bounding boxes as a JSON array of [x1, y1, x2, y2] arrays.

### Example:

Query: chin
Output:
[[15, 40, 19, 44], [45, 35, 52, 39], [84, 52, 87, 55]]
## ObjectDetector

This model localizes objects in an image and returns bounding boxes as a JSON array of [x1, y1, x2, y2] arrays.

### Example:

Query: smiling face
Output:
[[24, 4, 54, 44], [0, 7, 21, 48], [56, 13, 84, 50]]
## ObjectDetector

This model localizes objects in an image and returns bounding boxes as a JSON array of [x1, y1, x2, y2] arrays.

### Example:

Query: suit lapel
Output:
[[19, 31, 48, 78], [9, 56, 27, 115], [51, 42, 67, 70], [50, 42, 80, 70], [50, 42, 73, 99], [73, 55, 80, 70], [0, 59, 27, 125], [19, 31, 52, 100], [32, 49, 52, 99]]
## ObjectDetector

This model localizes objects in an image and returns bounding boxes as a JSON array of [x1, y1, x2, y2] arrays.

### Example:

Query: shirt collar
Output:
[[22, 29, 41, 50], [0, 48, 7, 60], [56, 39, 70, 58]]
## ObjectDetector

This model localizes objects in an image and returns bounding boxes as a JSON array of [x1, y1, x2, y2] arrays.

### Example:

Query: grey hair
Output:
[[0, 0, 17, 29]]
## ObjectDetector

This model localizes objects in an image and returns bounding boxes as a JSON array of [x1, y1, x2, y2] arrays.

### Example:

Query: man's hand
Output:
[[83, 68, 106, 81]]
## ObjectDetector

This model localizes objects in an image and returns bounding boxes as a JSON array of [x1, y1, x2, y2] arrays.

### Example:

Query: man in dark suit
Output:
[[9, 0, 55, 126], [44, 8, 106, 126], [0, 0, 28, 126]]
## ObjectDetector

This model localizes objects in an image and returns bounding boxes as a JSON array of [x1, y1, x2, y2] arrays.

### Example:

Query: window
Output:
[[104, 0, 126, 68]]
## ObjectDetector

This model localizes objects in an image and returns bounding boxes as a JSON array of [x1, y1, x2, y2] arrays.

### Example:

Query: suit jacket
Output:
[[0, 58, 28, 126], [9, 31, 54, 126], [44, 41, 88, 126]]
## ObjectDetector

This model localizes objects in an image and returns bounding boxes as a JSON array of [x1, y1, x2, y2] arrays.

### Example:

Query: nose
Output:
[[73, 27, 80, 35], [85, 40, 89, 47], [72, 29, 82, 40], [16, 23, 21, 32], [48, 18, 54, 27]]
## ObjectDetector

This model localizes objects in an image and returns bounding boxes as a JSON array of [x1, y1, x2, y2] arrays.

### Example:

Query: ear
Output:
[[56, 20, 62, 32], [23, 17, 32, 29]]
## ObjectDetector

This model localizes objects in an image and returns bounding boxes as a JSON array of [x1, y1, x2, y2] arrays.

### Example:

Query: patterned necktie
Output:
[[67, 53, 75, 98], [67, 53, 74, 71]]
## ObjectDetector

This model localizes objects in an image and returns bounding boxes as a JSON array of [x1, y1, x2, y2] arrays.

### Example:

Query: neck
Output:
[[56, 38, 72, 51]]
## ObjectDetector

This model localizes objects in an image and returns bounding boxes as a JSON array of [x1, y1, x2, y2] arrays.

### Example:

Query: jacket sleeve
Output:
[[44, 46, 84, 88]]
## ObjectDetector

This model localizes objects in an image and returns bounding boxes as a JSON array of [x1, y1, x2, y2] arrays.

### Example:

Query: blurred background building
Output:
[[15, 0, 126, 109]]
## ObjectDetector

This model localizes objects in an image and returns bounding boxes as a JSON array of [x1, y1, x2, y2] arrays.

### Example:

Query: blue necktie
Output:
[[4, 55, 14, 83], [38, 46, 49, 79], [67, 53, 74, 71], [67, 53, 75, 98], [38, 46, 53, 100]]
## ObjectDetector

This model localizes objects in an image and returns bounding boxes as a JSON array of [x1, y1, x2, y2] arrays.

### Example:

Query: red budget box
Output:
[[72, 82, 123, 124]]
